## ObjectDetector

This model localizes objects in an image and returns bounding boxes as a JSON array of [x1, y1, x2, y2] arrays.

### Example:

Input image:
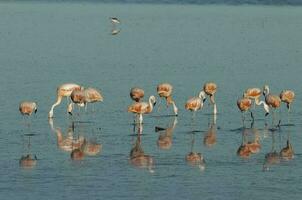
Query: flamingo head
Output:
[[198, 91, 206, 102], [150, 95, 156, 106], [263, 85, 269, 96]]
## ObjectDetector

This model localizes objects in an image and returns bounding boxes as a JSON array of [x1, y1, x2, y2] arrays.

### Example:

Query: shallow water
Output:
[[1, 2, 302, 200]]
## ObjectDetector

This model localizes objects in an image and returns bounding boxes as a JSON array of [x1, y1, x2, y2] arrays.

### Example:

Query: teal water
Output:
[[1, 2, 302, 200]]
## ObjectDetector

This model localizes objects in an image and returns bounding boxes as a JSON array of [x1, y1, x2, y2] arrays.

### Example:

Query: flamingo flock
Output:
[[237, 85, 295, 126], [17, 81, 296, 171], [18, 82, 296, 127]]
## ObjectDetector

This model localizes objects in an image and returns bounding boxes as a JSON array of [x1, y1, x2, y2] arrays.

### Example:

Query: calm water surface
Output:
[[1, 2, 302, 200]]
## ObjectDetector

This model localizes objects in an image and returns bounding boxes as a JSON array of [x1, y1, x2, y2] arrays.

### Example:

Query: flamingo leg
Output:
[[287, 103, 291, 124], [191, 111, 197, 126], [210, 95, 217, 115], [213, 103, 217, 115], [241, 112, 245, 128], [250, 111, 254, 122], [157, 98, 162, 113], [272, 109, 276, 127], [138, 114, 143, 124], [85, 103, 88, 113]]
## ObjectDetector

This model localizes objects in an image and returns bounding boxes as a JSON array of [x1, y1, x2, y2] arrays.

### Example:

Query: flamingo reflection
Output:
[[49, 119, 85, 152], [49, 119, 102, 160], [186, 133, 205, 171], [156, 117, 178, 150], [237, 123, 261, 158], [204, 116, 217, 148], [263, 131, 280, 171], [280, 132, 294, 161], [19, 134, 37, 169], [129, 124, 155, 173], [111, 28, 121, 35]]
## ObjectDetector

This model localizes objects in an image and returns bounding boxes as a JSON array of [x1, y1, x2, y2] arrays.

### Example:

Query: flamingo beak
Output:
[[153, 102, 156, 107], [203, 98, 206, 103], [265, 112, 269, 117], [35, 109, 37, 114], [155, 126, 166, 132], [68, 112, 73, 116]]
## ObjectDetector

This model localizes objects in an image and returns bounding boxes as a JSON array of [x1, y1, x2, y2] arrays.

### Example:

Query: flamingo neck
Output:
[[255, 98, 260, 105], [49, 95, 63, 118], [259, 100, 270, 114], [264, 86, 270, 97], [198, 91, 206, 100], [148, 97, 154, 111]]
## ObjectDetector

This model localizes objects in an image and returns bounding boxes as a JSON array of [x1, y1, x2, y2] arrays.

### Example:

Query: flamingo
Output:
[[243, 87, 270, 115], [237, 97, 254, 122], [19, 101, 37, 116], [157, 83, 178, 116], [68, 87, 103, 115], [203, 82, 217, 114], [185, 91, 207, 118], [237, 95, 269, 124], [128, 96, 156, 124], [263, 85, 281, 125], [68, 89, 86, 114], [84, 88, 103, 103], [280, 90, 295, 112], [243, 88, 262, 106], [130, 87, 144, 102], [83, 87, 103, 111], [49, 83, 81, 118]]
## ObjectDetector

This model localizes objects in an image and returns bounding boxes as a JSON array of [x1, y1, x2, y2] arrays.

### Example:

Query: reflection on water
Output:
[[156, 117, 177, 150], [204, 115, 217, 148], [280, 128, 294, 161], [111, 28, 121, 35], [186, 133, 205, 171], [263, 131, 280, 171], [49, 118, 102, 160], [19, 107, 38, 169], [263, 128, 295, 171], [2, 3, 302, 199], [19, 134, 37, 169], [129, 124, 155, 173], [237, 122, 261, 159], [49, 119, 85, 152]]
